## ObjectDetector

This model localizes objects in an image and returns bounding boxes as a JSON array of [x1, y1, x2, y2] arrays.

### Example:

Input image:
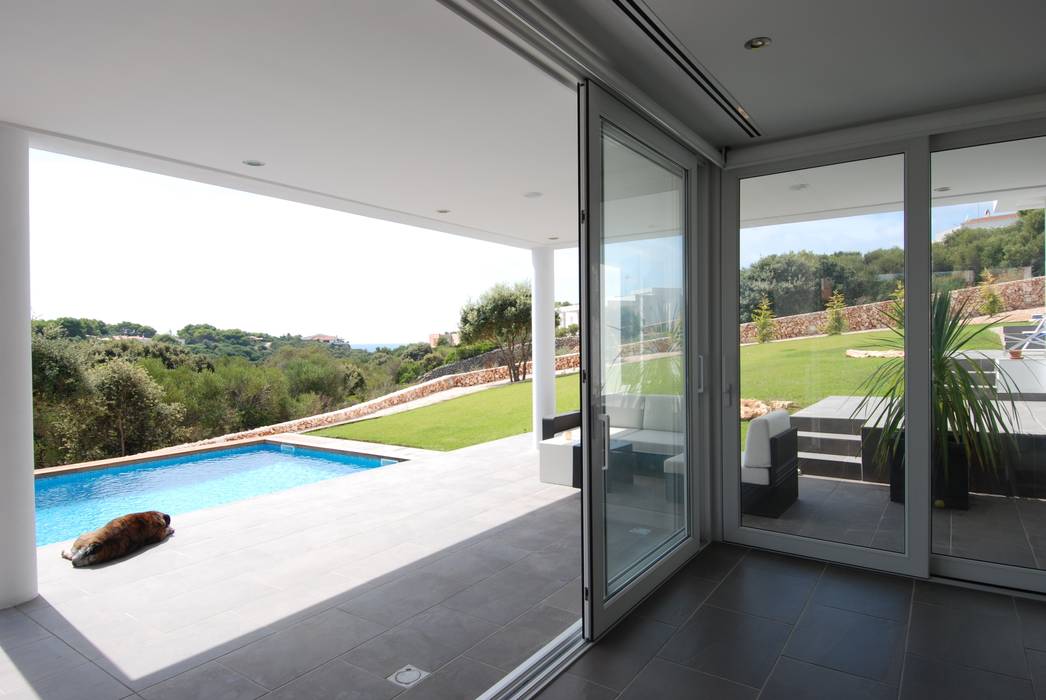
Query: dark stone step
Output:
[[798, 431, 862, 457]]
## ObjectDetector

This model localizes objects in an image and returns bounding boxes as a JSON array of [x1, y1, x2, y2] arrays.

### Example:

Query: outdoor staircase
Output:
[[790, 405, 865, 480]]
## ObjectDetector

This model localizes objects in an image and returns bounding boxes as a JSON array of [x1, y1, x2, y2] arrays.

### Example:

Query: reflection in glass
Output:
[[930, 137, 1046, 569], [599, 122, 687, 596], [737, 155, 906, 552]]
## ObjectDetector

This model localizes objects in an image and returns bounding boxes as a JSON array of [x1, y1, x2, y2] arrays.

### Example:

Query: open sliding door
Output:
[[580, 80, 703, 639]]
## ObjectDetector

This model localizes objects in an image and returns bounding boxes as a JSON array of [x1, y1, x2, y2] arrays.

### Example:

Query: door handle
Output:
[[599, 413, 610, 471]]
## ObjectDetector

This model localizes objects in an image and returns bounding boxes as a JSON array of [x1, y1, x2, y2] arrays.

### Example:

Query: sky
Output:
[[29, 150, 580, 345], [738, 201, 994, 269], [30, 150, 1001, 342]]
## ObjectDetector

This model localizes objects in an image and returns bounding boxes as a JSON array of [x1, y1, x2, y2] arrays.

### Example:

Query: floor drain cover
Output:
[[388, 665, 429, 688]]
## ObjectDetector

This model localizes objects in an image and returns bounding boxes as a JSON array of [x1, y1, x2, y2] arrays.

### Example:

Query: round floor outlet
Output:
[[395, 668, 422, 685]]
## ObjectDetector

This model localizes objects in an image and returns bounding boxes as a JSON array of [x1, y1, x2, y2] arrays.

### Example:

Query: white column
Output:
[[0, 126, 37, 608], [531, 247, 556, 447]]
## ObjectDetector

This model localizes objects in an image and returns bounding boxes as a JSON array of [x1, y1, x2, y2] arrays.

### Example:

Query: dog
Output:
[[61, 511, 174, 567]]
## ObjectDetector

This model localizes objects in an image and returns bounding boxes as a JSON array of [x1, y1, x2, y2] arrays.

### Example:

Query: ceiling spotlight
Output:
[[788, 183, 809, 191], [436, 209, 451, 214], [523, 191, 544, 199], [744, 36, 772, 50], [934, 186, 952, 192], [242, 159, 265, 167]]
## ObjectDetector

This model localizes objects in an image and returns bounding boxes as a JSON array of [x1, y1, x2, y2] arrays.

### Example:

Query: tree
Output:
[[84, 360, 184, 457], [739, 252, 820, 321], [460, 282, 532, 382], [266, 345, 365, 411], [752, 296, 776, 344], [977, 270, 1004, 316], [31, 331, 92, 467], [822, 290, 848, 335]]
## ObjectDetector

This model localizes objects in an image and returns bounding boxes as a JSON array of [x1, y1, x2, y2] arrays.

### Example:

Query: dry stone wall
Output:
[[739, 276, 1044, 344]]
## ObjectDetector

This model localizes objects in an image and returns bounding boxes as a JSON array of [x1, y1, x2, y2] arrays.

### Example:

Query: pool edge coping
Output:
[[33, 433, 433, 480]]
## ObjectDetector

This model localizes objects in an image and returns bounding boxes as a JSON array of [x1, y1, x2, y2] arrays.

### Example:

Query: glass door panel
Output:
[[930, 136, 1046, 575], [735, 155, 907, 552], [600, 123, 688, 595], [581, 80, 701, 639]]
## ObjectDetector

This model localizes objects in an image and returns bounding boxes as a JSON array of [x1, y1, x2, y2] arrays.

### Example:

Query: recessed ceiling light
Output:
[[436, 209, 451, 214], [547, 235, 559, 240], [934, 186, 952, 192], [788, 183, 809, 191], [744, 36, 772, 50], [242, 159, 265, 167], [523, 191, 544, 199]]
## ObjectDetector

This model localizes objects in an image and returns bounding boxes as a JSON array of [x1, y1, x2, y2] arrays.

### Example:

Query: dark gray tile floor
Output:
[[538, 542, 1046, 700], [745, 475, 1046, 569]]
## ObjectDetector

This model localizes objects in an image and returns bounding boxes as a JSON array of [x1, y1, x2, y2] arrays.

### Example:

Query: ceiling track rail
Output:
[[612, 0, 760, 139]]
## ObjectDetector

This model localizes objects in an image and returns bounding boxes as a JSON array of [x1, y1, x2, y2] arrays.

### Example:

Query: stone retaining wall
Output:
[[417, 335, 580, 383], [187, 353, 581, 447], [740, 276, 1044, 344]]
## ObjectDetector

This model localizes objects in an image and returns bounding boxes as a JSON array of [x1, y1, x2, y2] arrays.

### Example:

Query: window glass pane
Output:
[[738, 155, 905, 552], [600, 121, 688, 596], [930, 137, 1046, 569]]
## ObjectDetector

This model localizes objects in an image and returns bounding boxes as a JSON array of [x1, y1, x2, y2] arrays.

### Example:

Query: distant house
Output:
[[428, 331, 461, 348], [305, 333, 347, 345], [962, 211, 1021, 230], [557, 304, 580, 328], [936, 210, 1021, 241]]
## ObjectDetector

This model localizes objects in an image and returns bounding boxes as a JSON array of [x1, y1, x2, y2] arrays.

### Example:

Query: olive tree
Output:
[[460, 282, 532, 382]]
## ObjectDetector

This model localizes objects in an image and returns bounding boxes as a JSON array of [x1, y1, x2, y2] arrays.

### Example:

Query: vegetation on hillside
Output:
[[740, 209, 1043, 321]]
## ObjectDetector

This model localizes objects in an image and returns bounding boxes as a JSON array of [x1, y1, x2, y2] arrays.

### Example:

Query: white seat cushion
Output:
[[664, 453, 685, 475], [619, 428, 684, 456], [538, 437, 575, 486], [741, 464, 771, 485], [742, 410, 791, 468], [642, 394, 683, 432], [605, 393, 645, 429]]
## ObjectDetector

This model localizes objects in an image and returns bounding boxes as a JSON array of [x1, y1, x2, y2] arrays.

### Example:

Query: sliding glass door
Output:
[[580, 80, 703, 639], [721, 141, 931, 578]]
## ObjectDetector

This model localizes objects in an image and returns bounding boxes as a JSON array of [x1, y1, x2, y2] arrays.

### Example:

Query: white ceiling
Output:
[[740, 137, 1046, 228], [534, 0, 1046, 147], [0, 1, 578, 249], [647, 0, 1046, 144]]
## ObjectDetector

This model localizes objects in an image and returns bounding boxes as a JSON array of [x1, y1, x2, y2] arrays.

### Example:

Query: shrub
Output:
[[752, 296, 776, 344], [889, 281, 905, 329], [977, 270, 1004, 316], [823, 290, 848, 335]]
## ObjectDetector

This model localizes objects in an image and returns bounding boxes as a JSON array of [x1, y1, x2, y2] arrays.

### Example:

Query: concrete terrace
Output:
[[1, 434, 581, 699]]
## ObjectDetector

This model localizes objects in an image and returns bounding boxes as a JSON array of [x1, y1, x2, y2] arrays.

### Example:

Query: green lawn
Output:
[[738, 324, 1000, 446], [310, 373, 581, 451], [311, 325, 1001, 452]]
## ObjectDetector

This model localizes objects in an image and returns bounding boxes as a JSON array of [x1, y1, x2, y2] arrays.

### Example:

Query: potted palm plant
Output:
[[854, 292, 1019, 509]]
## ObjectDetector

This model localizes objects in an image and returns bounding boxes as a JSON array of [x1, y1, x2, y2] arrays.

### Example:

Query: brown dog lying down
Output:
[[61, 511, 174, 567]]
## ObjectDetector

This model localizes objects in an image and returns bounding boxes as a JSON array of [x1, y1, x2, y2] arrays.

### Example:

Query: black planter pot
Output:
[[882, 436, 969, 510], [931, 442, 969, 510]]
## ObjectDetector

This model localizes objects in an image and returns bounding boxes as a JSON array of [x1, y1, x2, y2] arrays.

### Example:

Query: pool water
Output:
[[35, 444, 396, 546]]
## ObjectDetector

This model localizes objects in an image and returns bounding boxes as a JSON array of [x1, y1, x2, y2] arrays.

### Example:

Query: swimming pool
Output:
[[35, 443, 397, 546]]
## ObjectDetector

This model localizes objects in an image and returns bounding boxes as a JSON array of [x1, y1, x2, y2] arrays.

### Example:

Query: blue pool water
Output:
[[35, 444, 396, 546]]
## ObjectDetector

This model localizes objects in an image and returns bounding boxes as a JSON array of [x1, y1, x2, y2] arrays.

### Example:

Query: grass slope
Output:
[[312, 326, 1001, 452], [310, 373, 581, 451]]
